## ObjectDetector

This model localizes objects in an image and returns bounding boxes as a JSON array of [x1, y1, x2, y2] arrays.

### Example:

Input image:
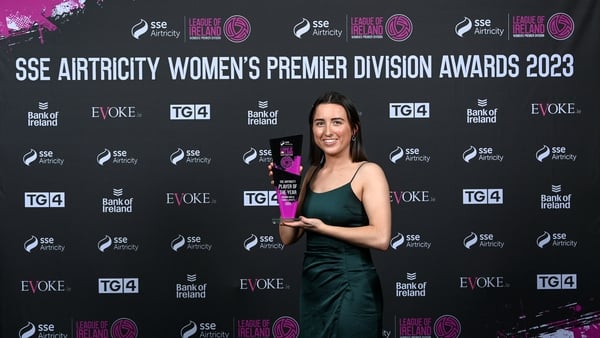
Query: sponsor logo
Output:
[[434, 315, 461, 338], [272, 316, 300, 338], [398, 317, 433, 337], [23, 149, 64, 166], [24, 235, 65, 253], [247, 100, 279, 126], [396, 272, 428, 297], [237, 319, 272, 337], [98, 278, 139, 294], [390, 233, 431, 249], [170, 234, 213, 252], [536, 231, 577, 248], [547, 13, 574, 40], [530, 102, 580, 117], [462, 146, 504, 162], [385, 14, 412, 42], [102, 188, 133, 213], [512, 15, 546, 38], [223, 15, 251, 43], [389, 102, 430, 119], [91, 106, 140, 119], [389, 146, 431, 163], [242, 147, 272, 165], [463, 232, 505, 249], [455, 16, 505, 38], [293, 17, 343, 39], [535, 145, 577, 162], [511, 13, 577, 40], [19, 322, 69, 338], [459, 276, 508, 289], [97, 148, 139, 166], [537, 274, 577, 290], [170, 104, 211, 120], [131, 18, 181, 39], [166, 192, 215, 206], [390, 190, 435, 204], [176, 274, 207, 299], [27, 101, 59, 127], [350, 16, 384, 40], [180, 320, 232, 338], [75, 320, 110, 338], [187, 17, 222, 40], [462, 188, 503, 204], [170, 148, 212, 165], [110, 318, 138, 338], [244, 190, 279, 206], [21, 280, 69, 293], [466, 98, 498, 124], [97, 235, 139, 252], [239, 278, 289, 291], [24, 192, 65, 208], [540, 184, 571, 210], [243, 233, 284, 251]]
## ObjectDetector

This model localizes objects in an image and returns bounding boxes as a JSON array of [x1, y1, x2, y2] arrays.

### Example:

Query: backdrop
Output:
[[1, 1, 599, 337]]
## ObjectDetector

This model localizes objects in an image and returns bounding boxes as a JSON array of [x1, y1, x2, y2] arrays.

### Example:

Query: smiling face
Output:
[[311, 103, 357, 159]]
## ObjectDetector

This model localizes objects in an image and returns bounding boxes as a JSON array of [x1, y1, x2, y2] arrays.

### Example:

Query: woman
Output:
[[270, 91, 392, 337]]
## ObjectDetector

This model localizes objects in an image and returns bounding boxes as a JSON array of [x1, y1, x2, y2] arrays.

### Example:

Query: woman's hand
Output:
[[268, 162, 303, 186], [267, 162, 275, 186], [281, 216, 321, 230]]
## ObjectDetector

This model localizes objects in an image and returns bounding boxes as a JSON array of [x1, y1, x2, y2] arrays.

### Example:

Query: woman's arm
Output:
[[283, 162, 392, 250]]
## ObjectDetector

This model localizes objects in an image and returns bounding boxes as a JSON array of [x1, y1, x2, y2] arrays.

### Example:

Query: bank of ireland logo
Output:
[[547, 13, 574, 40], [272, 316, 300, 338], [385, 14, 412, 41], [434, 314, 461, 338], [131, 19, 149, 39], [293, 18, 310, 38], [455, 17, 472, 37], [111, 318, 138, 338], [224, 15, 251, 43]]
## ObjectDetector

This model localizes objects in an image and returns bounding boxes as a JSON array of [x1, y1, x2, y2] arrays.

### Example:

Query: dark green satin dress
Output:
[[299, 164, 383, 338]]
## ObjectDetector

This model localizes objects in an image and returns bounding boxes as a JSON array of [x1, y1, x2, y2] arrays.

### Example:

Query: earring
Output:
[[351, 135, 356, 142]]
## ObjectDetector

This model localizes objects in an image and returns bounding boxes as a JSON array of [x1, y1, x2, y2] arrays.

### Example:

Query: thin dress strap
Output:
[[349, 161, 368, 183]]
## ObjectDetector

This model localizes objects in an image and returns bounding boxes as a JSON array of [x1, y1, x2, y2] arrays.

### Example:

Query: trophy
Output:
[[270, 135, 303, 222]]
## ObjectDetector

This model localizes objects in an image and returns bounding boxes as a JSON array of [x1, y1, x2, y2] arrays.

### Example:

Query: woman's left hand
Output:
[[282, 216, 321, 230]]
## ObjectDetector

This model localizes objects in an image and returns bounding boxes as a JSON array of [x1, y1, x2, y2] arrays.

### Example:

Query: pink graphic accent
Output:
[[1, 0, 86, 43], [111, 318, 138, 338], [272, 316, 300, 338], [223, 15, 250, 43]]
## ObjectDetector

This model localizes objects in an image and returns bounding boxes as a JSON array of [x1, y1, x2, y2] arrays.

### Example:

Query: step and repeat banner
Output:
[[1, 0, 599, 337]]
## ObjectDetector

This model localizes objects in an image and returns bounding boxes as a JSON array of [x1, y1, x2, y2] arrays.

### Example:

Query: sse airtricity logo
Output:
[[131, 19, 149, 39]]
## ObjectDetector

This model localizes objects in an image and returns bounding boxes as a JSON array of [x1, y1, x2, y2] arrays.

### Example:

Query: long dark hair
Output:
[[307, 91, 368, 166]]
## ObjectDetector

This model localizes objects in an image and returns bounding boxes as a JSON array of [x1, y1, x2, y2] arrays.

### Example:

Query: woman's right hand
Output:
[[267, 162, 275, 186]]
